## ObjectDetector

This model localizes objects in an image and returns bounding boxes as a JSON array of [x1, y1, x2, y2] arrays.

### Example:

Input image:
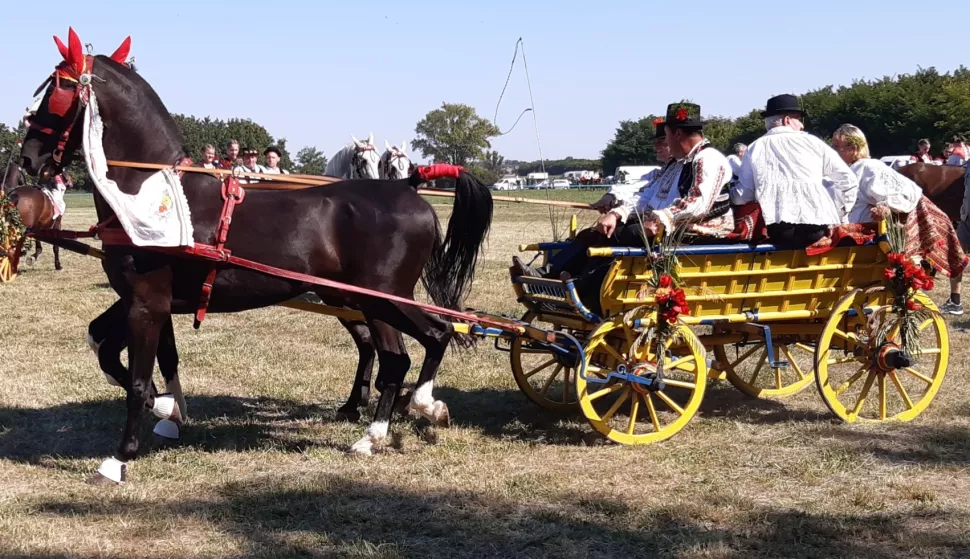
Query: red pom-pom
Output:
[[416, 164, 464, 182]]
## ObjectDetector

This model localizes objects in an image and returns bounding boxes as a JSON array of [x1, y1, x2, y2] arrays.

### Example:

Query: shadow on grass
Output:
[[0, 395, 341, 464], [14, 474, 970, 558]]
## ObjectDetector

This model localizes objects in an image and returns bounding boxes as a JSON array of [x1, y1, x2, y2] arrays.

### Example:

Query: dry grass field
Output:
[[2, 192, 970, 558]]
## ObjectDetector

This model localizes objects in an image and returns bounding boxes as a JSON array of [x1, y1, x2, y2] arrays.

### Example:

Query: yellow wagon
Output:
[[511, 225, 949, 445]]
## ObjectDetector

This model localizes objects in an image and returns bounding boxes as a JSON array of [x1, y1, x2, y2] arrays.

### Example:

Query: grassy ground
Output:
[[2, 193, 970, 558]]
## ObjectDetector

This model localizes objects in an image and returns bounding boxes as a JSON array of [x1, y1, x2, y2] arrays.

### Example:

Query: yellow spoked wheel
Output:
[[815, 288, 948, 423], [576, 315, 707, 445], [715, 328, 817, 399], [510, 311, 579, 411]]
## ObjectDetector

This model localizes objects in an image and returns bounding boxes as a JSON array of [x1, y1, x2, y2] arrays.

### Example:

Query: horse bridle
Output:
[[352, 144, 377, 179], [381, 151, 409, 179], [24, 57, 99, 178]]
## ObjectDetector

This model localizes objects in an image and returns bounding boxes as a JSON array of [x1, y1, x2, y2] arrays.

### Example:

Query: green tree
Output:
[[412, 103, 500, 166], [600, 116, 661, 175], [293, 146, 328, 176], [482, 150, 505, 175]]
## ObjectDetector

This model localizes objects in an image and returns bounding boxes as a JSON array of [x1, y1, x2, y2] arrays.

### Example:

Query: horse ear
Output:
[[351, 134, 360, 146], [53, 35, 69, 60], [67, 27, 85, 74], [401, 141, 408, 153], [367, 133, 374, 145], [110, 36, 132, 65], [384, 139, 392, 151]]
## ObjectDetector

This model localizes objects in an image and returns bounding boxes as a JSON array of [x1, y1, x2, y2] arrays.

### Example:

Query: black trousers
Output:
[[766, 222, 828, 250]]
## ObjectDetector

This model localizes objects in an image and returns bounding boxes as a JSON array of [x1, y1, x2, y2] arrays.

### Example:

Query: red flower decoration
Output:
[[653, 117, 664, 126], [659, 274, 672, 288], [675, 108, 689, 122], [907, 300, 923, 312]]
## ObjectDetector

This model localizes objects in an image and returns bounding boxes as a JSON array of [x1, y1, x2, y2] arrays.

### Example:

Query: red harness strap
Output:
[[193, 176, 245, 328]]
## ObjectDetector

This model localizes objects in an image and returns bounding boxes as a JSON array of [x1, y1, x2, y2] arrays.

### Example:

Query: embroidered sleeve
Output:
[[656, 152, 728, 230]]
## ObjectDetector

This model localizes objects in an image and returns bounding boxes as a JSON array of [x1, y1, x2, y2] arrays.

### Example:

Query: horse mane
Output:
[[324, 144, 356, 177]]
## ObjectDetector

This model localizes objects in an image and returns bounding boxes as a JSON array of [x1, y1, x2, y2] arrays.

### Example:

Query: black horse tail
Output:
[[414, 168, 494, 314]]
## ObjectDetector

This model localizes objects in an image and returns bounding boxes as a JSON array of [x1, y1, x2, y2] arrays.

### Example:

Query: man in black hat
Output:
[[262, 146, 290, 175], [591, 118, 670, 214], [732, 94, 858, 249], [233, 147, 267, 184]]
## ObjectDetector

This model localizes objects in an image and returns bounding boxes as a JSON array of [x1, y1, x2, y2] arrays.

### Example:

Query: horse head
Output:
[[380, 139, 411, 180], [350, 133, 380, 180]]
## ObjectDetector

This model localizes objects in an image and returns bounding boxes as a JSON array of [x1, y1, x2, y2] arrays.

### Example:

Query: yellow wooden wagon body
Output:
[[512, 227, 949, 445]]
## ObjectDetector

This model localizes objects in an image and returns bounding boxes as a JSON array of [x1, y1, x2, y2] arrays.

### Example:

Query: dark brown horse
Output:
[[17, 31, 492, 483], [2, 162, 62, 270], [896, 163, 965, 223]]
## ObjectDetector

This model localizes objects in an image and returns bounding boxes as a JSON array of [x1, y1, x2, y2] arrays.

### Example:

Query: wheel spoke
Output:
[[662, 378, 696, 390], [782, 346, 807, 379], [524, 358, 557, 379], [644, 393, 661, 432], [588, 383, 623, 402], [835, 365, 870, 396], [600, 342, 626, 365], [655, 390, 685, 415], [626, 395, 640, 435], [850, 371, 877, 417], [601, 388, 631, 423], [827, 355, 861, 365], [795, 343, 815, 354], [878, 373, 888, 420], [667, 355, 696, 371], [919, 318, 934, 332], [888, 371, 915, 410], [832, 328, 863, 346], [729, 345, 762, 368], [749, 351, 768, 386], [902, 367, 934, 384], [539, 365, 562, 396], [562, 367, 572, 403]]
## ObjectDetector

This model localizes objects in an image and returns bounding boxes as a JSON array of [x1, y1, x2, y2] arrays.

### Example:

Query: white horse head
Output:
[[325, 133, 380, 179], [380, 139, 411, 180]]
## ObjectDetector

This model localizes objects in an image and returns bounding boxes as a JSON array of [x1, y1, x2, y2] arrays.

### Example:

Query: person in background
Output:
[[221, 139, 241, 170], [726, 142, 746, 182], [946, 137, 967, 166], [911, 138, 933, 163], [733, 94, 858, 249], [262, 146, 290, 175], [233, 147, 266, 183], [198, 144, 218, 169], [590, 118, 669, 213], [833, 124, 967, 315]]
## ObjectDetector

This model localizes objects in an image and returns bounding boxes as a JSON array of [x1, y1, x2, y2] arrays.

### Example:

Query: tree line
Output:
[[601, 66, 970, 174]]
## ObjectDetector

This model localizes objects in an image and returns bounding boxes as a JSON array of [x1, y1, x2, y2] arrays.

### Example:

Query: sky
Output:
[[1, 0, 963, 164]]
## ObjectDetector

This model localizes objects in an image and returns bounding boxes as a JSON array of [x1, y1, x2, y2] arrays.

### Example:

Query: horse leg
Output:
[[349, 322, 410, 455], [91, 267, 176, 485], [359, 299, 454, 428], [53, 216, 62, 271], [335, 318, 375, 423], [88, 300, 159, 394], [25, 240, 40, 267], [152, 316, 185, 440]]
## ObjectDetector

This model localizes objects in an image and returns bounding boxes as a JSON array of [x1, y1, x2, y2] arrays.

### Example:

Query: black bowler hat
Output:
[[240, 147, 259, 157], [761, 94, 807, 118], [263, 146, 281, 157], [653, 118, 666, 139], [664, 103, 704, 129]]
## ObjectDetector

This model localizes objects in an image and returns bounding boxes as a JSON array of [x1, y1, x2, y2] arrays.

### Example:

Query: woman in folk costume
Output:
[[832, 124, 968, 315]]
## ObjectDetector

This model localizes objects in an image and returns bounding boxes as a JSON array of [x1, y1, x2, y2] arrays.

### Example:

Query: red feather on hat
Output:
[[67, 27, 85, 75], [110, 36, 131, 64], [53, 35, 69, 60]]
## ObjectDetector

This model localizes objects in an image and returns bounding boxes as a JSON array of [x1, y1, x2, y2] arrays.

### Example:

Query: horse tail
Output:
[[414, 166, 494, 316]]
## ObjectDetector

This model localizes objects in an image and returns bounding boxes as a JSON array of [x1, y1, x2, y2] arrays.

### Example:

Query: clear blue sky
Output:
[[1, 0, 962, 163]]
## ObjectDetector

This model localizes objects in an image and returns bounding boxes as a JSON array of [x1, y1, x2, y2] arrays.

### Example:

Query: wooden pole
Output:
[[104, 160, 593, 210]]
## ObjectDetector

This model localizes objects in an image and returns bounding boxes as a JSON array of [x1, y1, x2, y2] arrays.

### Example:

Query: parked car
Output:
[[551, 179, 570, 189]]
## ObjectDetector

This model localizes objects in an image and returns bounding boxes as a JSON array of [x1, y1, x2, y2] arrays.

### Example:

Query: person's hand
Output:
[[595, 212, 619, 237], [870, 204, 891, 221], [590, 194, 616, 213]]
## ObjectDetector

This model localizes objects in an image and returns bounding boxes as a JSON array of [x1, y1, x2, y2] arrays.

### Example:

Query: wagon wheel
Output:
[[576, 315, 707, 445], [510, 311, 580, 411], [815, 288, 948, 423], [714, 327, 817, 399]]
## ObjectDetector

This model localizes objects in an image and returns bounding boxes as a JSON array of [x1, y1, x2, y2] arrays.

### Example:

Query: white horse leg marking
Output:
[[88, 334, 122, 387], [408, 381, 450, 426], [350, 420, 389, 455], [96, 456, 127, 484], [166, 376, 188, 422]]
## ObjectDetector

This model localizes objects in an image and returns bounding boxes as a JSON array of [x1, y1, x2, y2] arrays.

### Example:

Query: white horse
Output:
[[324, 134, 381, 179], [379, 140, 411, 180]]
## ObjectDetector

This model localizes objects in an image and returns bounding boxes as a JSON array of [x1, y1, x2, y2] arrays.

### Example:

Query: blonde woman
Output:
[[832, 124, 968, 314]]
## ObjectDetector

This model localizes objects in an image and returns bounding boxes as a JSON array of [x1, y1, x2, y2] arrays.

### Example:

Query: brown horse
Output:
[[2, 163, 62, 270], [896, 163, 965, 223]]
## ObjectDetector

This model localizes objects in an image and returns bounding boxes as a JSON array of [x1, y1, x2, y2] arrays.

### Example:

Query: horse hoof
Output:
[[335, 408, 361, 423], [348, 440, 374, 456], [55, 265, 62, 271], [86, 471, 123, 486], [153, 419, 180, 440], [432, 402, 451, 428]]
